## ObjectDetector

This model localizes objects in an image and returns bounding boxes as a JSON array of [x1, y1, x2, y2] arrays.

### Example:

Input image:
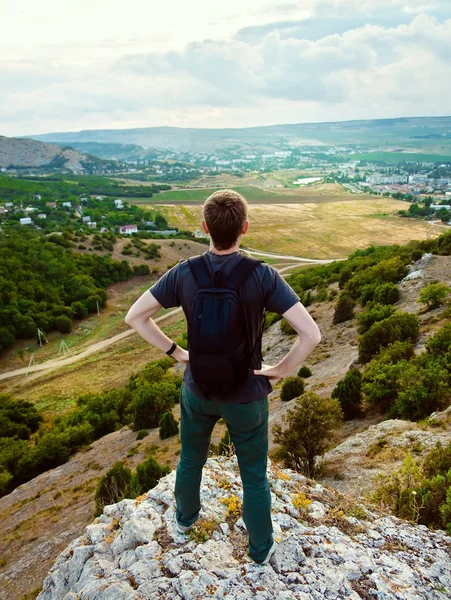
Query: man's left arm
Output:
[[124, 290, 189, 363]]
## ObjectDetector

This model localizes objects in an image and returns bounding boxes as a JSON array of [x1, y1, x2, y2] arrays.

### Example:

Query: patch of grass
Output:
[[189, 519, 220, 543]]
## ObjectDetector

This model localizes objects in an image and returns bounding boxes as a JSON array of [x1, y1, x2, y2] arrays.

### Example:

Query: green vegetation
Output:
[[333, 293, 355, 324], [371, 443, 451, 534], [94, 455, 170, 516], [273, 391, 343, 477], [0, 358, 181, 497], [297, 366, 312, 378], [418, 283, 451, 310], [0, 229, 136, 351], [358, 312, 420, 363], [159, 411, 179, 440], [280, 376, 305, 402], [331, 368, 363, 420], [264, 311, 282, 330]]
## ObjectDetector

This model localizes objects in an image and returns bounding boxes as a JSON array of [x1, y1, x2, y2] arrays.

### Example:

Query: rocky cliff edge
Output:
[[37, 457, 451, 600]]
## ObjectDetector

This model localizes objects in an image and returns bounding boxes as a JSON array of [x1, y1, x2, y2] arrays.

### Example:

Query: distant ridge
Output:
[[25, 116, 451, 154], [0, 135, 108, 171]]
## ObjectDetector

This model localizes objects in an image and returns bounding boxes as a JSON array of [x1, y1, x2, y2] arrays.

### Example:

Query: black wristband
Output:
[[165, 341, 177, 356]]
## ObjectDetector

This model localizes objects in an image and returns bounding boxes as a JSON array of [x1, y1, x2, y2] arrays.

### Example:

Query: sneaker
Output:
[[258, 540, 278, 566], [172, 509, 192, 534]]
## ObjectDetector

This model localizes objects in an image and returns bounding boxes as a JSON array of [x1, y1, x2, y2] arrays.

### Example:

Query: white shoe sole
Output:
[[259, 540, 278, 565]]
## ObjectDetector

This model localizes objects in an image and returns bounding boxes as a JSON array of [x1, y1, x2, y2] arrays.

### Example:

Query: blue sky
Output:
[[2, 0, 450, 136]]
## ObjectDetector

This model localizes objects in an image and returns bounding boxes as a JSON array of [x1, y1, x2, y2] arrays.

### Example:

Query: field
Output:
[[150, 197, 441, 258], [130, 182, 358, 204]]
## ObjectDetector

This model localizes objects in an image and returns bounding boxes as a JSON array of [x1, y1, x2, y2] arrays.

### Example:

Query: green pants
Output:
[[175, 383, 274, 563]]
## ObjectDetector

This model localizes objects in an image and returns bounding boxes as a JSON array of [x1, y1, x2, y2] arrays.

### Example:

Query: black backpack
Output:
[[187, 253, 263, 397]]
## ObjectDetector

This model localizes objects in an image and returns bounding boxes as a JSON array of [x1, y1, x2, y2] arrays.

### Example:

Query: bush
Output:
[[136, 429, 148, 440], [132, 379, 181, 430], [211, 429, 235, 456], [297, 366, 312, 378], [159, 411, 179, 440], [357, 304, 397, 335], [280, 376, 304, 402], [264, 312, 282, 330], [374, 283, 400, 306], [54, 315, 72, 334], [371, 446, 451, 533], [358, 312, 420, 363], [331, 368, 363, 420], [273, 392, 343, 477], [94, 461, 132, 516], [418, 283, 451, 310], [125, 456, 170, 498], [333, 293, 355, 324], [392, 360, 450, 420], [280, 319, 296, 335], [426, 323, 451, 359], [70, 300, 88, 319]]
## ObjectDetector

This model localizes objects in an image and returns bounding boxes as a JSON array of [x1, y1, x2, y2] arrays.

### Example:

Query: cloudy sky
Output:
[[2, 0, 451, 136]]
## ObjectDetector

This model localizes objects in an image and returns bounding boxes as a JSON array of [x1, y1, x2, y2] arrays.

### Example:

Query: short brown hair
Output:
[[203, 189, 248, 250]]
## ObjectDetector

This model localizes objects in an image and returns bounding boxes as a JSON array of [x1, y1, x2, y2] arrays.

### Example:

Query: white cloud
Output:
[[1, 1, 451, 135]]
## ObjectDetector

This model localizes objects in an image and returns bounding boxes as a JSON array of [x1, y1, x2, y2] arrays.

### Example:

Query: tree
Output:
[[333, 293, 355, 324], [331, 368, 363, 420], [280, 376, 305, 402], [159, 411, 179, 439], [94, 461, 132, 516], [418, 283, 451, 310], [154, 214, 168, 229], [273, 392, 343, 477]]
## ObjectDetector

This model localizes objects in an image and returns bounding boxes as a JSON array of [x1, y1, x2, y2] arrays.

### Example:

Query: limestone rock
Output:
[[37, 457, 451, 600]]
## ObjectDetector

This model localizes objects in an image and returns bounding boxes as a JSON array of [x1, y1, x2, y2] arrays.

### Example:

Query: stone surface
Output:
[[37, 457, 451, 600]]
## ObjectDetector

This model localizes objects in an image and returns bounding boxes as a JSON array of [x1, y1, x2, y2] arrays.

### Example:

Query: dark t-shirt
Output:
[[149, 250, 299, 403]]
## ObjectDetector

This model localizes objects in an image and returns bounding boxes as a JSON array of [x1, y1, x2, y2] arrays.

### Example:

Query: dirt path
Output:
[[0, 248, 351, 383], [0, 308, 183, 382]]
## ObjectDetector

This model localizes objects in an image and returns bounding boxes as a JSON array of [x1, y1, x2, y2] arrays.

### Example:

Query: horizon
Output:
[[17, 114, 451, 140], [3, 0, 451, 138]]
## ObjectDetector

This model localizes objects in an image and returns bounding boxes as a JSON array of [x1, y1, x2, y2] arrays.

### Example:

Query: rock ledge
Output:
[[38, 457, 451, 600]]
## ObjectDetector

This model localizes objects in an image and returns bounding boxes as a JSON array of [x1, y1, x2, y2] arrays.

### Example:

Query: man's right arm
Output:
[[254, 301, 321, 380]]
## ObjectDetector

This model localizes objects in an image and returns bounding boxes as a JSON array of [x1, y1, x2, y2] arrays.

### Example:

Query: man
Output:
[[125, 189, 321, 565]]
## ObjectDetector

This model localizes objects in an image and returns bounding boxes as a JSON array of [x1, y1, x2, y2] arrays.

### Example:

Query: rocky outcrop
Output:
[[37, 456, 450, 600]]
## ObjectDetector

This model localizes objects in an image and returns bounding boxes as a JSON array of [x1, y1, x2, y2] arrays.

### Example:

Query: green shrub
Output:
[[70, 300, 88, 319], [136, 429, 148, 440], [280, 319, 296, 335], [374, 283, 400, 305], [264, 312, 282, 330], [54, 315, 72, 334], [297, 366, 312, 378], [331, 368, 363, 420], [159, 411, 179, 440], [418, 283, 451, 310], [426, 323, 451, 360], [358, 312, 420, 363], [280, 376, 305, 402], [357, 304, 397, 335], [132, 380, 180, 430], [211, 429, 235, 456], [94, 461, 132, 516], [392, 360, 450, 420], [125, 456, 170, 498], [273, 392, 343, 477], [315, 287, 328, 302], [333, 293, 355, 324], [371, 446, 451, 533]]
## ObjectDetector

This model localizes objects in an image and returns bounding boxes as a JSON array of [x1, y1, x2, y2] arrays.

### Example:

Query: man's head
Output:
[[202, 189, 248, 250]]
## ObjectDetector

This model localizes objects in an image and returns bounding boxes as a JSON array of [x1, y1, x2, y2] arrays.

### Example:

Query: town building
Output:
[[88, 222, 97, 229], [20, 217, 32, 225], [119, 224, 138, 235]]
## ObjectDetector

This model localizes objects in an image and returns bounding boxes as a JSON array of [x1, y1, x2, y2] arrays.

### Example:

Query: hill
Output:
[[36, 456, 451, 599], [0, 135, 112, 172], [27, 116, 451, 154]]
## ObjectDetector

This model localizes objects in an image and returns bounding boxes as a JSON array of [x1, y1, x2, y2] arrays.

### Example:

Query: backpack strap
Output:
[[226, 255, 262, 291], [187, 255, 213, 289]]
